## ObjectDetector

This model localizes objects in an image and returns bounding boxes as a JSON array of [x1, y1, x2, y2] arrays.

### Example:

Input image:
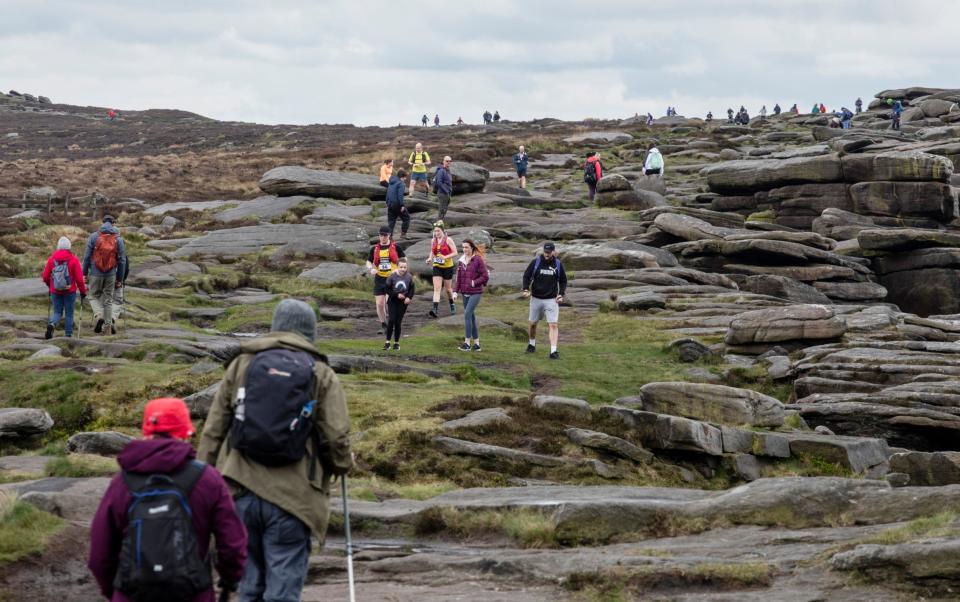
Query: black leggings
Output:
[[386, 298, 408, 342]]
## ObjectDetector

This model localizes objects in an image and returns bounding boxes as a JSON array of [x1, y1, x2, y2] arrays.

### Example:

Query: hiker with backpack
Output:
[[426, 221, 457, 319], [643, 144, 664, 177], [82, 215, 127, 335], [522, 242, 567, 360], [512, 145, 529, 189], [840, 107, 854, 129], [384, 258, 415, 350], [773, 103, 781, 116], [407, 142, 431, 196], [421, 114, 428, 127], [88, 397, 247, 602], [433, 156, 454, 221], [583, 152, 603, 202], [41, 236, 87, 339], [493, 111, 501, 123], [385, 168, 410, 238], [452, 239, 489, 352], [888, 99, 904, 130], [198, 299, 353, 602], [366, 226, 406, 335]]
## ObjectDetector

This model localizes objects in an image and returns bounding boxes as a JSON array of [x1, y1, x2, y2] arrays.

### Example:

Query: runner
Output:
[[583, 151, 603, 202], [452, 239, 489, 351], [512, 145, 529, 189], [426, 222, 457, 318], [366, 226, 406, 335], [386, 168, 410, 238], [384, 258, 415, 350], [522, 242, 567, 360], [407, 142, 432, 196]]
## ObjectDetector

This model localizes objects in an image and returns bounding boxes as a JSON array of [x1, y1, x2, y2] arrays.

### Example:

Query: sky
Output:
[[1, 0, 957, 127]]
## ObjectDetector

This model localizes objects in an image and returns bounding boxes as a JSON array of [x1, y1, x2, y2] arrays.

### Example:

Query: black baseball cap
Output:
[[378, 225, 391, 235], [543, 242, 556, 252]]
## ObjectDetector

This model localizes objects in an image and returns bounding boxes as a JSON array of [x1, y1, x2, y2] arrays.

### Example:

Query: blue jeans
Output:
[[462, 293, 481, 340], [235, 493, 312, 602], [50, 293, 76, 337]]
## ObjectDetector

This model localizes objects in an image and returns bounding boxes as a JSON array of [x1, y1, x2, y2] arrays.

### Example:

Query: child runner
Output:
[[384, 258, 415, 350]]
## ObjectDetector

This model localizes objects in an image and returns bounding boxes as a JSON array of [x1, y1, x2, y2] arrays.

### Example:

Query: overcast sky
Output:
[[1, 0, 956, 126]]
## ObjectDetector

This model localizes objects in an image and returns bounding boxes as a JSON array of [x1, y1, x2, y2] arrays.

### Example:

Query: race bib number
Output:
[[433, 255, 445, 265], [378, 260, 391, 272]]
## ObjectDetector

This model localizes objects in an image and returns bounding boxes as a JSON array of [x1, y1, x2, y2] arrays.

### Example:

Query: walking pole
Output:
[[341, 477, 356, 602], [75, 296, 82, 339]]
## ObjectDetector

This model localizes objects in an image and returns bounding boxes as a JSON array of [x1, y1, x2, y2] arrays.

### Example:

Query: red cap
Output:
[[141, 398, 195, 440]]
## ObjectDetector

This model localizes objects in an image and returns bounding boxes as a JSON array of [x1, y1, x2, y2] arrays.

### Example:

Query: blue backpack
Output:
[[51, 260, 71, 292]]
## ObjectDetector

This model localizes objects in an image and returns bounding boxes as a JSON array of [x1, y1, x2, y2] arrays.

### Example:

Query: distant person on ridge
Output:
[[759, 105, 767, 118], [407, 142, 431, 195], [727, 108, 734, 123], [379, 158, 393, 187], [643, 144, 664, 177], [646, 112, 654, 125], [811, 104, 820, 114], [706, 111, 713, 122], [583, 151, 603, 202], [819, 102, 827, 114], [522, 241, 567, 360], [791, 103, 799, 114], [457, 116, 464, 126], [433, 156, 454, 221], [434, 114, 440, 127], [840, 107, 854, 129], [198, 299, 353, 602], [89, 397, 247, 602], [107, 109, 116, 121], [386, 168, 410, 238], [366, 226, 406, 335], [773, 103, 781, 115], [42, 236, 87, 339], [493, 110, 501, 123], [483, 110, 492, 125], [82, 215, 126, 335], [512, 145, 529, 189], [855, 97, 863, 113], [421, 114, 428, 127], [889, 99, 903, 130]]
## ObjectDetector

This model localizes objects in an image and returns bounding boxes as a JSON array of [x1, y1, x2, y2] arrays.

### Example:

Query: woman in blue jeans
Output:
[[452, 239, 489, 351]]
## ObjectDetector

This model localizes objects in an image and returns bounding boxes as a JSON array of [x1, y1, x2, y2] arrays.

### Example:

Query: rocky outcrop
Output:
[[66, 431, 133, 456], [259, 166, 386, 200], [0, 408, 54, 439], [626, 382, 785, 427], [725, 304, 846, 348]]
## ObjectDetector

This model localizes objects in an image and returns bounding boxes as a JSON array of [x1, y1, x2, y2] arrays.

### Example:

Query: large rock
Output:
[[858, 228, 960, 252], [725, 304, 846, 345], [560, 242, 675, 270], [0, 408, 54, 438], [128, 261, 201, 288], [184, 383, 221, 418], [0, 278, 48, 300], [888, 451, 960, 486], [732, 274, 832, 305], [171, 224, 369, 258], [850, 181, 955, 221], [601, 406, 724, 456], [840, 151, 953, 183], [878, 265, 960, 317], [701, 154, 843, 194], [777, 432, 890, 474], [563, 131, 633, 145], [767, 183, 854, 228], [442, 408, 512, 431], [298, 262, 366, 284], [631, 382, 785, 427], [652, 213, 740, 242], [832, 540, 960, 579], [431, 162, 490, 194], [66, 431, 133, 456], [214, 195, 314, 222], [259, 166, 386, 200], [565, 428, 653, 464]]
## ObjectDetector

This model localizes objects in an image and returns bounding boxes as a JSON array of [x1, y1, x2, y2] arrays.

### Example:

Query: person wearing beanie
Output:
[[82, 215, 127, 335], [88, 397, 247, 602], [199, 299, 353, 601], [41, 236, 87, 339]]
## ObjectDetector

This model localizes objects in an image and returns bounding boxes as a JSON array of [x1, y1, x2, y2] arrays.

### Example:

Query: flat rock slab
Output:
[[171, 224, 370, 258], [128, 261, 201, 287], [601, 406, 724, 456], [832, 539, 960, 579], [565, 427, 653, 463], [442, 408, 512, 431], [214, 195, 314, 222], [887, 451, 960, 486], [1, 476, 112, 520], [259, 166, 386, 200], [0, 455, 51, 475], [563, 131, 633, 144], [0, 278, 48, 299], [532, 395, 591, 417], [633, 382, 785, 427], [858, 228, 960, 252], [726, 304, 846, 345], [66, 431, 133, 456], [435, 436, 568, 467], [298, 262, 366, 284], [144, 200, 233, 215], [777, 431, 890, 474]]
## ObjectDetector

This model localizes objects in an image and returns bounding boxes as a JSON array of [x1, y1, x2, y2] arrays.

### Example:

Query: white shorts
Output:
[[529, 297, 559, 324]]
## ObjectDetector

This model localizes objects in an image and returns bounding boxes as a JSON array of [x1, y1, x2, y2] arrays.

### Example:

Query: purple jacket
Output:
[[454, 255, 489, 295], [88, 439, 247, 602]]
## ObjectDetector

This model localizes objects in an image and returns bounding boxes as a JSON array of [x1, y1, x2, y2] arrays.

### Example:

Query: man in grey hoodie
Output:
[[82, 215, 127, 335]]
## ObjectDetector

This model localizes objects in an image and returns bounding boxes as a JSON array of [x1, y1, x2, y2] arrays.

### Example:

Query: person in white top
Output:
[[643, 145, 665, 177]]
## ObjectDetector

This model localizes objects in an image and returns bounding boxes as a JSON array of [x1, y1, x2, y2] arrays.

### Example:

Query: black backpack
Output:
[[230, 348, 321, 467], [583, 162, 597, 184], [114, 461, 211, 602]]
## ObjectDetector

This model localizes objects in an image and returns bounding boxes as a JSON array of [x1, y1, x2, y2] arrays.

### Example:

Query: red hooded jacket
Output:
[[41, 249, 87, 295], [88, 438, 247, 602], [586, 155, 603, 182]]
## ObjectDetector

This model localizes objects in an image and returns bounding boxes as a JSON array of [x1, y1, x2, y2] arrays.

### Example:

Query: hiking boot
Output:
[[393, 343, 400, 351], [525, 343, 536, 353], [428, 309, 438, 318], [94, 318, 104, 334], [458, 343, 471, 351], [549, 351, 559, 360], [383, 342, 391, 351], [449, 303, 456, 315], [471, 344, 481, 352], [44, 324, 54, 340]]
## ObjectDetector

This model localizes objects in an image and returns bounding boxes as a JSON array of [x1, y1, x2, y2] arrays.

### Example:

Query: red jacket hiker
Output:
[[41, 248, 87, 296]]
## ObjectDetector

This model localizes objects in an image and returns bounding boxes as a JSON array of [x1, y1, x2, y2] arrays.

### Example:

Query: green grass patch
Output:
[[347, 476, 458, 502], [44, 454, 118, 478], [414, 507, 557, 548], [0, 492, 65, 564], [565, 562, 775, 596]]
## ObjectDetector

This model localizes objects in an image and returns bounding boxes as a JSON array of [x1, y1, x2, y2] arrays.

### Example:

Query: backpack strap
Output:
[[121, 460, 205, 496]]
